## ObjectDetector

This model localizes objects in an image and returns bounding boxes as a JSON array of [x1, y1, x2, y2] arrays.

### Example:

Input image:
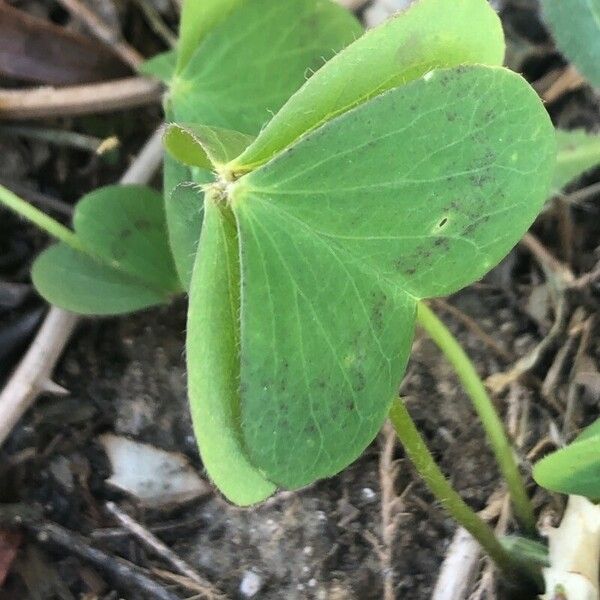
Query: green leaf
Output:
[[73, 185, 179, 291], [32, 185, 180, 315], [176, 0, 246, 73], [189, 66, 555, 496], [231, 0, 505, 172], [533, 432, 600, 498], [554, 129, 600, 191], [187, 197, 276, 505], [32, 244, 170, 315], [167, 179, 211, 290], [542, 0, 600, 88], [170, 0, 362, 135], [139, 50, 177, 84], [164, 124, 255, 170]]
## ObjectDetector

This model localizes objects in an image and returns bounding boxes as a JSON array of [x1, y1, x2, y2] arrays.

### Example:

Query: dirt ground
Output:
[[1, 1, 599, 599]]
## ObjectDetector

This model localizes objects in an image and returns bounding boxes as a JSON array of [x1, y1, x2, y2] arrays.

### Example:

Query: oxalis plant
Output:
[[0, 0, 560, 589]]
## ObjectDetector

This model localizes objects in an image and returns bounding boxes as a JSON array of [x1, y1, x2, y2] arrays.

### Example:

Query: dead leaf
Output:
[[0, 3, 130, 85]]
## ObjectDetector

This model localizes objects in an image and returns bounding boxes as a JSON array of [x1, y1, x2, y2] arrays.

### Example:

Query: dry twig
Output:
[[0, 128, 164, 448], [379, 423, 405, 600], [0, 77, 162, 121], [33, 521, 182, 600], [105, 502, 226, 600], [542, 65, 586, 103], [521, 233, 575, 286], [55, 0, 143, 69], [363, 423, 409, 600], [0, 309, 77, 446], [0, 503, 181, 600], [432, 494, 505, 600], [432, 527, 482, 600]]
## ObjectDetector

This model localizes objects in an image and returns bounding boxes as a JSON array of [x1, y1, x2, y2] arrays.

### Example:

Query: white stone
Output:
[[240, 571, 263, 598], [99, 434, 209, 507]]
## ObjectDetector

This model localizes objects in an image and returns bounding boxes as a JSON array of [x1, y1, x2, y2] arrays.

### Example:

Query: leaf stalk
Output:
[[0, 185, 85, 253], [389, 398, 531, 583], [415, 301, 536, 533]]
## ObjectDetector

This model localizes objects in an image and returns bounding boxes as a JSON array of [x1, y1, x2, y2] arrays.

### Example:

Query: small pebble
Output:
[[361, 487, 377, 503], [240, 570, 263, 598]]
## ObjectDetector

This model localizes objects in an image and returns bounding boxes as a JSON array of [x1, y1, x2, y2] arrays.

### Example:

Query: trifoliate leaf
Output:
[[188, 65, 555, 499]]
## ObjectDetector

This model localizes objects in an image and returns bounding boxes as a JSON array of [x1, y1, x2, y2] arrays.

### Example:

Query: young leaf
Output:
[[164, 124, 255, 170], [139, 50, 177, 84], [554, 129, 600, 191], [533, 432, 600, 498], [541, 0, 600, 88], [32, 185, 180, 315], [231, 0, 505, 172], [187, 196, 276, 505], [189, 66, 555, 496], [162, 102, 219, 289], [170, 0, 362, 135], [176, 0, 246, 74]]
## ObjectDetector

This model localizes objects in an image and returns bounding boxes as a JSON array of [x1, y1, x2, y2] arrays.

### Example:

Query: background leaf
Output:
[[533, 432, 600, 498], [176, 0, 246, 73], [225, 66, 555, 488], [554, 129, 600, 191], [232, 0, 505, 172], [170, 0, 362, 135], [187, 198, 276, 505], [0, 2, 130, 85], [73, 185, 180, 291], [32, 244, 170, 315], [32, 185, 180, 315], [542, 0, 600, 88]]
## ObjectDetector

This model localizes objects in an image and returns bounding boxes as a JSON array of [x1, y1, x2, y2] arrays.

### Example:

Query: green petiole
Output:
[[389, 397, 523, 578], [415, 301, 536, 533], [0, 184, 85, 254]]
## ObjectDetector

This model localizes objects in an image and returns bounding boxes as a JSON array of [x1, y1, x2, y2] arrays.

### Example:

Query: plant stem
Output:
[[389, 398, 520, 578], [0, 184, 85, 252], [415, 302, 536, 533]]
